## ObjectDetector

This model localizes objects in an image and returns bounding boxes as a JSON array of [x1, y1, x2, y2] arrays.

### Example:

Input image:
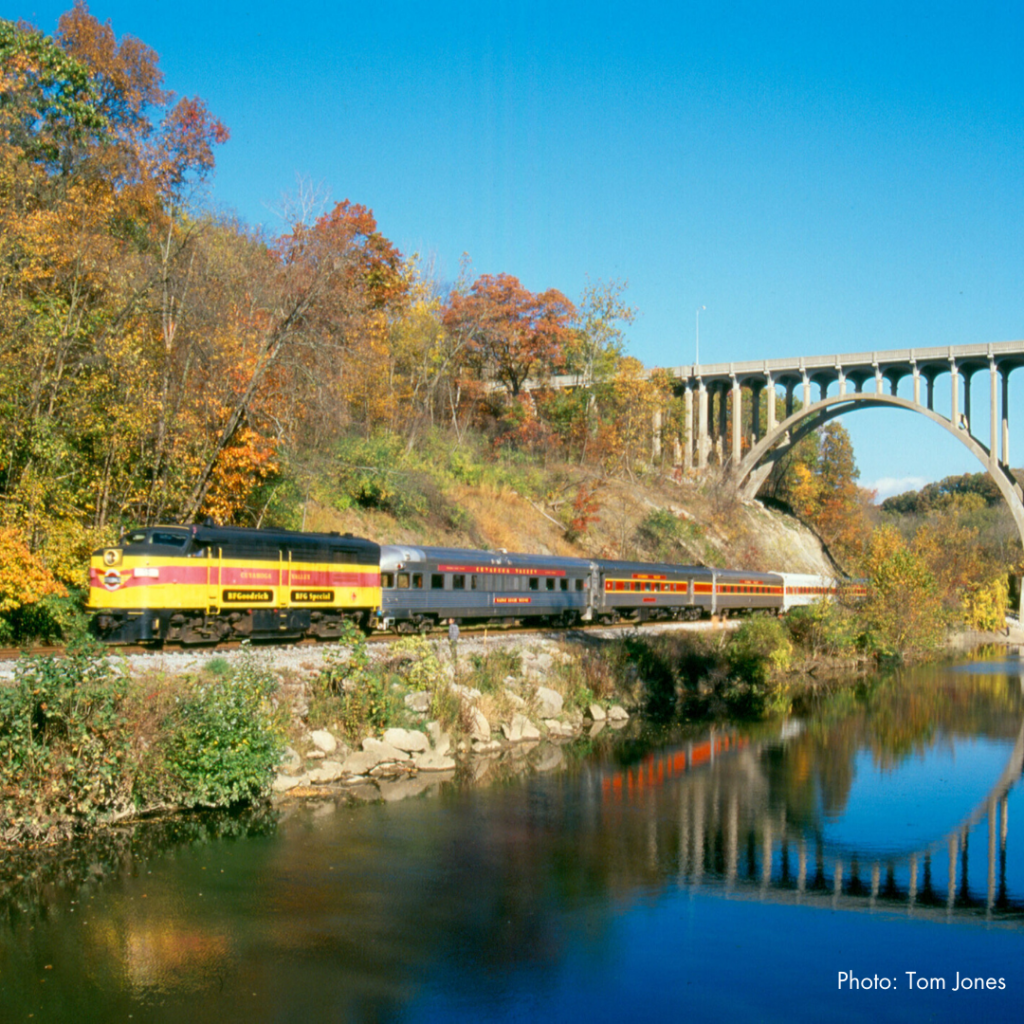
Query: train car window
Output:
[[150, 531, 188, 548], [632, 582, 641, 592], [529, 578, 539, 591], [471, 575, 478, 590], [381, 573, 394, 588], [543, 578, 552, 591], [431, 574, 444, 589], [643, 582, 651, 592], [397, 573, 410, 589], [412, 573, 423, 589], [576, 579, 585, 591], [453, 574, 465, 590], [560, 579, 568, 591]]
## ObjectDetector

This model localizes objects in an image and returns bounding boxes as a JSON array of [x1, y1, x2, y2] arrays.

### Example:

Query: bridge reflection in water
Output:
[[594, 715, 1024, 925]]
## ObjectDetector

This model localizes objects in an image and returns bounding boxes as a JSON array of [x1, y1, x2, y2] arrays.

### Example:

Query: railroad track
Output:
[[0, 616, 728, 667]]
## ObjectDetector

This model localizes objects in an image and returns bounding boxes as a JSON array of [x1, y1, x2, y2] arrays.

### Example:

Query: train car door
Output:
[[206, 546, 222, 613]]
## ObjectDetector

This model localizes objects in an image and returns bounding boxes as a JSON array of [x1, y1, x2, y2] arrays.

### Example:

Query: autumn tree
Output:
[[862, 524, 946, 657], [787, 422, 872, 570], [443, 273, 575, 396]]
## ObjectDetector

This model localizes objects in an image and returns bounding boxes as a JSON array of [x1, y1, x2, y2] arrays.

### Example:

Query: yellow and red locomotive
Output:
[[88, 523, 380, 644]]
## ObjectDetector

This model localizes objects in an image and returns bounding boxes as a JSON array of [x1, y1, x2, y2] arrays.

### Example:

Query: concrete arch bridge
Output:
[[658, 341, 1024, 543]]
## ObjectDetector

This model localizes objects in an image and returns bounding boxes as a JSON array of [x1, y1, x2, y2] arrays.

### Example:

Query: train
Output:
[[87, 522, 863, 644]]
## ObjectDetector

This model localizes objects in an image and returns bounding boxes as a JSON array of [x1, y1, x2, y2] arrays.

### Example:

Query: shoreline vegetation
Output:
[[1, 603, 1010, 854]]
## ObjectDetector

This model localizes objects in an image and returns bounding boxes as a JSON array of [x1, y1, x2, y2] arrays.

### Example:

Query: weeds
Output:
[[467, 648, 521, 694]]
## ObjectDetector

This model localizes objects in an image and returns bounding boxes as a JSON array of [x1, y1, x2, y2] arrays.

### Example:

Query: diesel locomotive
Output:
[[89, 523, 380, 644], [88, 524, 849, 644]]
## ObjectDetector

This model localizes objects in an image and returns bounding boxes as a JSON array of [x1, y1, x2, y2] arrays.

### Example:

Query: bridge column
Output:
[[652, 408, 663, 462], [785, 382, 795, 418], [697, 381, 708, 470], [717, 382, 729, 452], [950, 359, 960, 431], [874, 364, 883, 394], [801, 371, 811, 408], [912, 363, 921, 405], [750, 383, 763, 441], [684, 384, 693, 472], [990, 361, 999, 468], [838, 367, 847, 397], [963, 369, 974, 434], [1001, 369, 1010, 467], [766, 374, 776, 431], [731, 377, 742, 464]]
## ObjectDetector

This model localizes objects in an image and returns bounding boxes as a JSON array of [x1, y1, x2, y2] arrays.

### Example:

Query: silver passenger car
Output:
[[592, 559, 714, 622], [378, 545, 595, 631]]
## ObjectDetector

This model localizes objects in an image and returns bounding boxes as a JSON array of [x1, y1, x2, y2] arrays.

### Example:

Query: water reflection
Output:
[[1, 659, 1022, 1022]]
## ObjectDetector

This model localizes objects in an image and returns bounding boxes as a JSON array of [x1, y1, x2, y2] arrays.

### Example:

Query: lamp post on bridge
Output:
[[695, 305, 706, 367]]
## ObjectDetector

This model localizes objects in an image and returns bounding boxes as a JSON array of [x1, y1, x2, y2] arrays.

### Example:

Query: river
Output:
[[1, 653, 1023, 1022]]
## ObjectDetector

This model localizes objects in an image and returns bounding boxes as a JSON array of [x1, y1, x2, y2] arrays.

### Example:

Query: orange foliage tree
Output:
[[443, 273, 575, 396]]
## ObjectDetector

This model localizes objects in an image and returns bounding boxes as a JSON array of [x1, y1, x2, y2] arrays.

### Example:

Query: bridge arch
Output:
[[733, 393, 1024, 548]]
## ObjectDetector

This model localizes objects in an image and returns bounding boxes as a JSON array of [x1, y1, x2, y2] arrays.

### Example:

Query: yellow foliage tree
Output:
[[0, 527, 66, 614]]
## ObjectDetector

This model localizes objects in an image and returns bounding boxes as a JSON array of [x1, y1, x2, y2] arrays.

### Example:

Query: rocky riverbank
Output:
[[267, 632, 632, 805]]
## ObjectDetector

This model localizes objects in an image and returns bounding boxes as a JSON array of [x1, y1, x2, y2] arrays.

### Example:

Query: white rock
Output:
[[608, 705, 629, 722], [308, 761, 344, 784], [404, 692, 431, 713], [535, 686, 564, 718], [362, 737, 407, 761], [272, 773, 307, 793], [310, 729, 338, 754], [503, 712, 540, 743], [469, 707, 491, 742], [535, 653, 554, 672], [589, 720, 606, 737], [414, 751, 457, 771], [340, 750, 385, 776], [544, 719, 575, 738], [505, 691, 527, 710], [383, 727, 429, 753], [472, 739, 502, 754], [278, 747, 302, 773], [587, 703, 607, 722]]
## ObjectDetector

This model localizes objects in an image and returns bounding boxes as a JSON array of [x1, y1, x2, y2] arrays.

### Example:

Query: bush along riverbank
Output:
[[0, 608, 897, 848]]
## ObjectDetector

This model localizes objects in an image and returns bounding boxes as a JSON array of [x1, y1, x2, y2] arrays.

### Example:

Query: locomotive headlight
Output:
[[103, 549, 122, 567]]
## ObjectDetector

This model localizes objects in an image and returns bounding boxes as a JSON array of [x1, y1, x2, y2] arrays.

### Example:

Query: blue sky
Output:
[[13, 1, 1024, 498]]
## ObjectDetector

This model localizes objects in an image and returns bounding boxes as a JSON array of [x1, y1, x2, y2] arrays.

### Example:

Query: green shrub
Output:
[[155, 648, 283, 808], [309, 622, 401, 739], [785, 601, 863, 657], [388, 635, 444, 691], [0, 641, 133, 836], [0, 589, 91, 646], [728, 616, 792, 684]]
